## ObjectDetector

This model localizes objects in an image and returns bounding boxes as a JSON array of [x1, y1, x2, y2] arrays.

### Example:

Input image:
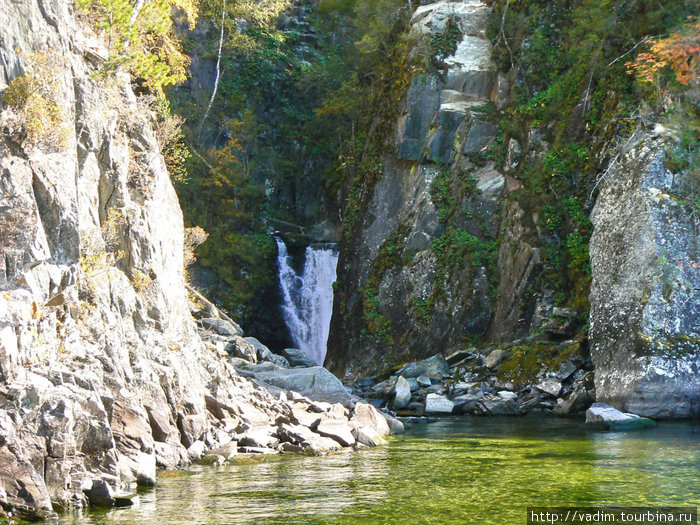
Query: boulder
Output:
[[585, 403, 657, 431], [83, 480, 115, 508], [225, 336, 258, 364], [314, 417, 355, 447], [352, 427, 387, 447], [201, 318, 243, 336], [536, 378, 562, 398], [497, 391, 518, 400], [239, 427, 279, 449], [392, 376, 412, 409], [371, 376, 399, 397], [477, 397, 520, 416], [245, 337, 290, 368], [396, 355, 449, 379], [416, 376, 432, 388], [425, 394, 454, 414], [349, 403, 391, 437], [277, 424, 341, 454], [484, 349, 503, 369], [250, 366, 356, 408], [281, 348, 317, 368]]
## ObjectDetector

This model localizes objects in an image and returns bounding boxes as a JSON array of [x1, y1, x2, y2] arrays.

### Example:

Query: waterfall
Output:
[[275, 237, 339, 365]]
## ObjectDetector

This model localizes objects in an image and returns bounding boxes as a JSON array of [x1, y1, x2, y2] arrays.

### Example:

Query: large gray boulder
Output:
[[585, 403, 657, 431], [425, 394, 454, 414], [590, 130, 700, 419], [249, 366, 356, 408], [397, 354, 449, 379]]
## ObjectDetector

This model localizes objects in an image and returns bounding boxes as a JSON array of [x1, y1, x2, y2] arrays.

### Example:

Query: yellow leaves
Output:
[[2, 51, 69, 149], [168, 0, 199, 30], [30, 302, 40, 320], [627, 18, 700, 87]]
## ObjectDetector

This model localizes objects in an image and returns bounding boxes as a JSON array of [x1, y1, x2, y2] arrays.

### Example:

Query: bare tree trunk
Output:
[[130, 0, 146, 25], [198, 0, 227, 139]]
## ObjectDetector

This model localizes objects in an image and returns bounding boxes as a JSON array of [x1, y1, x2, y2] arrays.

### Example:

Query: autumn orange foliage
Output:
[[627, 17, 700, 86]]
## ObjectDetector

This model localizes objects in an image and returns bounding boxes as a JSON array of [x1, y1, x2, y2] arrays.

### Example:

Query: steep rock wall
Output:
[[327, 0, 541, 376], [0, 0, 388, 517], [589, 128, 700, 419]]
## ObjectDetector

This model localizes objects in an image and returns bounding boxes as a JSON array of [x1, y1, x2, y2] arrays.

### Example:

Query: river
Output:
[[57, 417, 699, 524]]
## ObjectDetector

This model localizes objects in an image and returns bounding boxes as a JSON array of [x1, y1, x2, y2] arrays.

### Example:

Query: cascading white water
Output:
[[275, 237, 339, 365]]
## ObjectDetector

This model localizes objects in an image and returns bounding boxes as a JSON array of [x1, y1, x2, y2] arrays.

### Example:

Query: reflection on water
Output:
[[58, 418, 699, 525]]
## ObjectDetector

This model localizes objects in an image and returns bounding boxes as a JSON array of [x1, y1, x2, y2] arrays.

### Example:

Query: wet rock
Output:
[[352, 427, 387, 447], [281, 348, 317, 368], [392, 376, 412, 409], [397, 355, 449, 379], [453, 393, 484, 414], [585, 403, 657, 431], [384, 413, 405, 435], [554, 388, 594, 417], [425, 394, 454, 414], [201, 318, 243, 336], [397, 402, 426, 417], [83, 480, 115, 508], [517, 391, 541, 415]]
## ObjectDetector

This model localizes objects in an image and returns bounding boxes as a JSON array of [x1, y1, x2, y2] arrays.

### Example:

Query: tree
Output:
[[627, 17, 700, 87]]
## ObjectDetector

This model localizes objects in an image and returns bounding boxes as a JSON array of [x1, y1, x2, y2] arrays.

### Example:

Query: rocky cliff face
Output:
[[327, 0, 542, 376], [326, 0, 699, 420], [0, 1, 393, 518], [589, 128, 700, 419]]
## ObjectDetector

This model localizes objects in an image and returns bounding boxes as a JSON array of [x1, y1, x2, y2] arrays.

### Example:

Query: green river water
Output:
[[58, 417, 699, 524]]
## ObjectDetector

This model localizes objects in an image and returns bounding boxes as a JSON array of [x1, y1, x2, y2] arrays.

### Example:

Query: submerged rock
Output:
[[585, 403, 657, 431]]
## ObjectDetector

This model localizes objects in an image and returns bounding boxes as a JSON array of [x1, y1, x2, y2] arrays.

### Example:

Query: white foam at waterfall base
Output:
[[276, 237, 339, 365]]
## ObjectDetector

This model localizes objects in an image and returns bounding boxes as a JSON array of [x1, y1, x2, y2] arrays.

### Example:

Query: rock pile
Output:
[[350, 341, 596, 419]]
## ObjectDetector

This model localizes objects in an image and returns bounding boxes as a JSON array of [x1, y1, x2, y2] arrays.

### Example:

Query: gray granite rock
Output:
[[590, 130, 700, 419], [585, 403, 657, 431]]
